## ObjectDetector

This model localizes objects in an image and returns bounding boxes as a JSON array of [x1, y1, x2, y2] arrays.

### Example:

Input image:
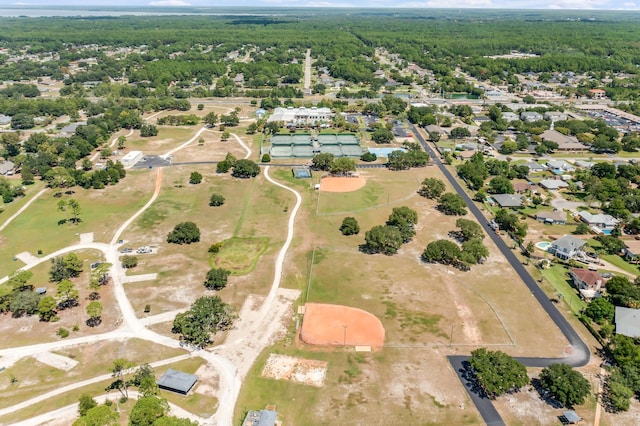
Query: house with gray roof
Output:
[[549, 235, 586, 260], [540, 129, 587, 152], [535, 210, 567, 225], [157, 369, 197, 395], [544, 111, 568, 122], [0, 160, 15, 175], [520, 111, 543, 122], [578, 211, 619, 232], [0, 114, 12, 127], [492, 194, 523, 208], [575, 160, 595, 169], [243, 409, 278, 426], [615, 306, 640, 338], [502, 112, 519, 122], [526, 161, 547, 173], [539, 179, 569, 190], [546, 159, 575, 172]]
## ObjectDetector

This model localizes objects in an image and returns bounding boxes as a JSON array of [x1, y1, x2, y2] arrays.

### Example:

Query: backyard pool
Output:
[[536, 241, 551, 251]]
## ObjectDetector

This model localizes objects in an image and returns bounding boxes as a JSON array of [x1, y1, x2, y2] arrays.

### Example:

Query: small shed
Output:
[[157, 369, 197, 395], [561, 410, 582, 424]]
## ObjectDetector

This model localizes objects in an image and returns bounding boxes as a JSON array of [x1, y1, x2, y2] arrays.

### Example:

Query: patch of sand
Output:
[[261, 354, 327, 387], [35, 352, 79, 371]]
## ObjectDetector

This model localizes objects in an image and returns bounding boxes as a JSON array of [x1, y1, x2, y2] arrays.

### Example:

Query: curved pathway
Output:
[[411, 125, 590, 425], [0, 163, 304, 426]]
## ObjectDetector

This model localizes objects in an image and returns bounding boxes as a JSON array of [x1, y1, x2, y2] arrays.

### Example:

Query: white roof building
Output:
[[267, 107, 333, 125]]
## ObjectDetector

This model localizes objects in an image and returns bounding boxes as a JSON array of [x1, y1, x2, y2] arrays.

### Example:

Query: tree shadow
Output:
[[531, 377, 564, 409], [57, 219, 67, 226], [86, 317, 102, 327], [458, 360, 491, 400]]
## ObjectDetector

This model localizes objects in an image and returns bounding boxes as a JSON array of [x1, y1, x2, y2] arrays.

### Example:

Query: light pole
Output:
[[343, 324, 348, 348], [449, 324, 454, 347]]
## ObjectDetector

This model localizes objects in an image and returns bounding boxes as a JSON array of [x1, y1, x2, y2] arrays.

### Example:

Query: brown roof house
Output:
[[570, 268, 607, 300]]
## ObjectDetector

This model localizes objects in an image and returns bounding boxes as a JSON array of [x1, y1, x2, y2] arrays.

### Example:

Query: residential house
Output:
[[623, 240, 640, 263], [539, 179, 569, 190], [540, 130, 587, 152], [59, 121, 87, 137], [570, 267, 606, 300], [536, 210, 567, 225], [589, 89, 607, 99], [373, 69, 385, 79], [578, 211, 619, 233], [473, 115, 491, 126], [549, 235, 586, 260], [243, 409, 278, 426], [233, 73, 244, 86], [575, 160, 595, 169], [520, 111, 543, 122], [544, 111, 568, 122], [0, 160, 15, 176], [526, 161, 547, 173], [492, 194, 523, 208], [0, 114, 11, 128], [502, 112, 519, 122], [615, 306, 640, 338], [457, 150, 476, 160], [546, 159, 575, 172], [513, 180, 536, 194]]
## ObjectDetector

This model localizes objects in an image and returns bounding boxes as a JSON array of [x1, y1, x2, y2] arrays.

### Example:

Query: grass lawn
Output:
[[0, 170, 154, 278], [601, 254, 639, 275], [0, 180, 45, 220], [540, 264, 586, 314], [211, 237, 269, 275]]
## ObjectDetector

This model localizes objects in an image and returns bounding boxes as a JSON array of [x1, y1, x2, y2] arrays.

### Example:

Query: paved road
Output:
[[411, 124, 590, 425]]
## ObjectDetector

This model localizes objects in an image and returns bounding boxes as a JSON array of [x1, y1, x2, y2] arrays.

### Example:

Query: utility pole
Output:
[[343, 324, 348, 348]]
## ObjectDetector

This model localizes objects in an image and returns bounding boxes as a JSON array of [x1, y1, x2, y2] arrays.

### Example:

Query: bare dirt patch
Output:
[[261, 354, 327, 387], [319, 175, 366, 193]]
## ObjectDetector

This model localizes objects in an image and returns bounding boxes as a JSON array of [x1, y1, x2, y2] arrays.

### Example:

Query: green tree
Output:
[[387, 206, 418, 243], [539, 364, 591, 408], [422, 240, 461, 265], [418, 178, 446, 199], [499, 140, 518, 154], [455, 218, 484, 241], [38, 295, 58, 322], [469, 348, 529, 398], [73, 405, 118, 426], [50, 253, 83, 282], [140, 124, 158, 137], [488, 176, 514, 194], [360, 152, 377, 162], [329, 157, 356, 175], [86, 301, 103, 327], [231, 159, 260, 178], [57, 279, 79, 309], [172, 296, 237, 347], [438, 193, 468, 216], [131, 364, 159, 397], [209, 193, 225, 207], [10, 290, 41, 317], [364, 225, 404, 255], [189, 171, 202, 184], [121, 255, 139, 269], [450, 127, 471, 139], [216, 160, 230, 174], [167, 222, 200, 244], [340, 217, 360, 236], [574, 223, 590, 235], [311, 153, 335, 171], [78, 394, 98, 417], [460, 238, 489, 265], [129, 396, 169, 426], [117, 136, 126, 150], [203, 112, 218, 127], [204, 268, 231, 291], [371, 126, 393, 144], [584, 297, 615, 324], [105, 358, 135, 400]]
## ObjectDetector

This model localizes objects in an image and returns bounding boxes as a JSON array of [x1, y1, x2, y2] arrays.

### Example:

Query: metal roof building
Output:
[[615, 306, 640, 338], [157, 369, 197, 395]]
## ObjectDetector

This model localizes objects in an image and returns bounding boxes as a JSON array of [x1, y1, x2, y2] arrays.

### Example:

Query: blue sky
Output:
[[5, 1, 640, 10]]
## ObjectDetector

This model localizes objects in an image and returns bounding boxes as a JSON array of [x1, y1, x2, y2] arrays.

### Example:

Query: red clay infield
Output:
[[319, 175, 366, 193], [300, 303, 385, 349]]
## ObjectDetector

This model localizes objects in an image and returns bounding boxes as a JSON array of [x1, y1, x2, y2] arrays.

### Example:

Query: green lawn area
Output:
[[541, 264, 587, 314], [212, 237, 269, 275], [615, 151, 640, 159], [601, 254, 639, 275]]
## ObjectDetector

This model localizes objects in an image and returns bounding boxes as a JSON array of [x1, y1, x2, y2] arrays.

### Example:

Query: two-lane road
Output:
[[411, 124, 590, 425]]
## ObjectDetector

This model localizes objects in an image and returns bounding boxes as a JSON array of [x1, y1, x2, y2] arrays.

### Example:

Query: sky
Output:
[[4, 0, 640, 10]]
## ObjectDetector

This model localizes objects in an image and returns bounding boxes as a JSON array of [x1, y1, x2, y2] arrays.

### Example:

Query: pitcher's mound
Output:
[[320, 175, 366, 193], [300, 303, 385, 349]]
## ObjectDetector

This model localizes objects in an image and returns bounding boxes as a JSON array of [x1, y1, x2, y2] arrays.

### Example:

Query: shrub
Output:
[[208, 242, 223, 254], [57, 327, 69, 338], [189, 171, 203, 184], [167, 222, 201, 244], [121, 255, 139, 269], [209, 193, 225, 207], [216, 160, 230, 174], [204, 268, 231, 291], [340, 217, 360, 236], [361, 152, 377, 162], [261, 153, 271, 162], [144, 304, 151, 313]]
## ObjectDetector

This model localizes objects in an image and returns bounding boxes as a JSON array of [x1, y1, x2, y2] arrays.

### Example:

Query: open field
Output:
[[122, 166, 294, 316], [0, 170, 155, 278], [126, 127, 198, 155], [235, 164, 571, 424], [170, 130, 251, 163]]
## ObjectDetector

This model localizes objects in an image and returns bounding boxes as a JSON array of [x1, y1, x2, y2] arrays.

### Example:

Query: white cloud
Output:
[[148, 0, 191, 6]]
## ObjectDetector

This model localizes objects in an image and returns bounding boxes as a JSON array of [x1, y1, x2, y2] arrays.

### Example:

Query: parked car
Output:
[[120, 248, 133, 254]]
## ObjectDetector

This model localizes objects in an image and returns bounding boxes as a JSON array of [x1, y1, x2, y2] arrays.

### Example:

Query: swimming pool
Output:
[[535, 241, 551, 251]]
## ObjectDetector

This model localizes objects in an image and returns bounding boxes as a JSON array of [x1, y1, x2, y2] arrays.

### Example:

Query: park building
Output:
[[120, 150, 144, 168], [267, 107, 333, 126]]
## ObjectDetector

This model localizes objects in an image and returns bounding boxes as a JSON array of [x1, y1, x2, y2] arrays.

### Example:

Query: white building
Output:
[[120, 150, 143, 168], [267, 107, 333, 126]]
